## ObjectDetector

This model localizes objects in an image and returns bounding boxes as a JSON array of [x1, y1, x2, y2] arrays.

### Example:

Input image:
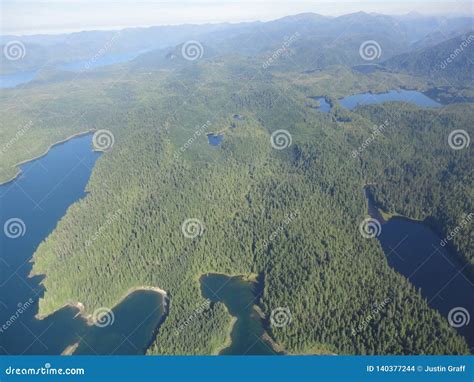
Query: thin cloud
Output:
[[1, 0, 472, 35]]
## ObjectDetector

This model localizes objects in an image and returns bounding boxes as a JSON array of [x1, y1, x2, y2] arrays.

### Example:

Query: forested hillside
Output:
[[1, 12, 472, 356], [23, 57, 469, 355], [384, 32, 474, 84], [2, 12, 471, 74]]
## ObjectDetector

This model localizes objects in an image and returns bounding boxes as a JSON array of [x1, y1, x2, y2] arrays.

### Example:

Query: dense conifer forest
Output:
[[1, 12, 472, 355]]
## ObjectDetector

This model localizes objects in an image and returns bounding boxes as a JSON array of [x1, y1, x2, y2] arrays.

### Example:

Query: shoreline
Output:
[[0, 129, 96, 186], [202, 271, 283, 355], [364, 186, 473, 280], [199, 271, 259, 283], [213, 315, 237, 355], [253, 305, 286, 354], [261, 332, 286, 354], [56, 286, 168, 356], [61, 342, 80, 356], [35, 285, 168, 326]]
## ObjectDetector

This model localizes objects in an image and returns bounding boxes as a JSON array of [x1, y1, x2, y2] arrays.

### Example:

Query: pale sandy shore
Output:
[[35, 286, 168, 327], [51, 286, 168, 356], [61, 342, 80, 356]]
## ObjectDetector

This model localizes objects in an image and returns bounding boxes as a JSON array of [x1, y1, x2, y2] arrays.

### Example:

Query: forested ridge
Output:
[[383, 32, 474, 85], [19, 57, 469, 355]]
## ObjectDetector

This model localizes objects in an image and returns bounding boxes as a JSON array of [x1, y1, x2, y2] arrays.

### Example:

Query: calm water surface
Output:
[[366, 193, 473, 351], [309, 97, 331, 113], [0, 50, 148, 89], [200, 274, 280, 355], [0, 134, 165, 354], [307, 90, 440, 113], [0, 70, 38, 89], [340, 89, 441, 110], [207, 134, 224, 146], [59, 50, 149, 71]]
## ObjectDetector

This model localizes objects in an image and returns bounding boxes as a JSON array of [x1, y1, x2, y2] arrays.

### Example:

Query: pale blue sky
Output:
[[1, 0, 472, 35]]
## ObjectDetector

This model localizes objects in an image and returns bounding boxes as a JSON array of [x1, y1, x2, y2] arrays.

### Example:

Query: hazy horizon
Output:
[[1, 0, 472, 36]]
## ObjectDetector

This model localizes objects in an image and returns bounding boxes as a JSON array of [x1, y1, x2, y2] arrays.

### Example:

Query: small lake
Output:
[[58, 50, 149, 71], [200, 274, 280, 355], [0, 134, 165, 354], [308, 97, 331, 113], [0, 50, 148, 89], [309, 90, 442, 113], [366, 192, 474, 351], [340, 89, 441, 110], [207, 133, 224, 146]]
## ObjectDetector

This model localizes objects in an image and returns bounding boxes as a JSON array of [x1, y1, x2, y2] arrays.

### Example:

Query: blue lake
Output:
[[0, 50, 148, 89], [207, 133, 224, 146], [366, 192, 473, 352], [58, 50, 149, 71], [339, 89, 441, 110], [309, 90, 442, 113], [309, 97, 331, 113], [0, 134, 165, 354], [0, 70, 38, 89], [201, 274, 280, 355]]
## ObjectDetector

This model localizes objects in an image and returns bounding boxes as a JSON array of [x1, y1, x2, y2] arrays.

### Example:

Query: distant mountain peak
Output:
[[276, 13, 328, 22]]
